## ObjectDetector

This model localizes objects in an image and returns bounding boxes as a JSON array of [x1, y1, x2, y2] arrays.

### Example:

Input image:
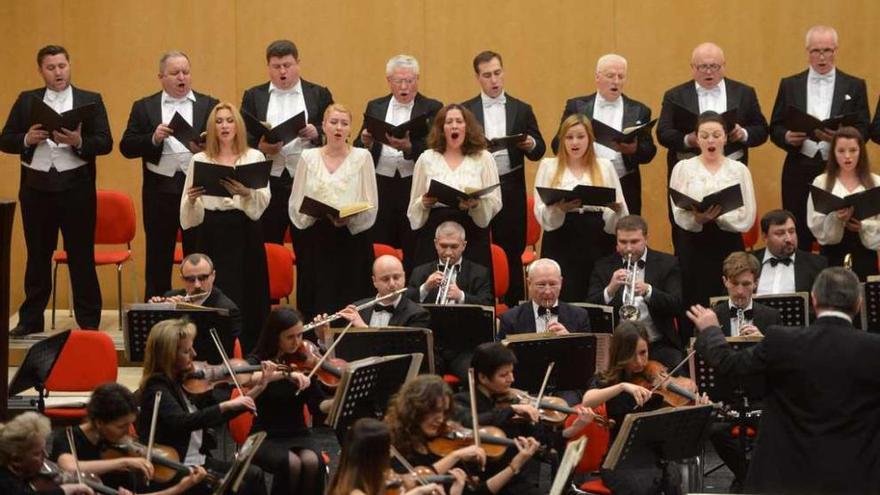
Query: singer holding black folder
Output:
[[807, 127, 880, 280], [670, 111, 756, 313], [533, 113, 627, 302], [180, 102, 270, 351]]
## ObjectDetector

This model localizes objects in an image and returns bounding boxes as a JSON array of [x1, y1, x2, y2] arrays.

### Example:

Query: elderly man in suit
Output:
[[753, 209, 827, 295]]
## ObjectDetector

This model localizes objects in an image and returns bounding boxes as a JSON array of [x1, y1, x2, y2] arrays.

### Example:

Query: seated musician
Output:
[[588, 214, 683, 369], [0, 412, 94, 495], [753, 209, 827, 295], [52, 383, 205, 495], [136, 319, 271, 495], [406, 221, 493, 306], [498, 258, 591, 340], [713, 251, 781, 337], [385, 374, 539, 495]]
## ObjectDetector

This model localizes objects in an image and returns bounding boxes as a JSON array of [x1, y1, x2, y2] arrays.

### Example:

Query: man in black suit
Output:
[[769, 25, 870, 251], [552, 53, 656, 215], [753, 209, 827, 295], [240, 39, 333, 244], [0, 45, 113, 335], [498, 258, 590, 340], [120, 51, 218, 301], [407, 221, 493, 306], [462, 50, 545, 305], [690, 267, 880, 494], [712, 252, 780, 337], [587, 215, 683, 368]]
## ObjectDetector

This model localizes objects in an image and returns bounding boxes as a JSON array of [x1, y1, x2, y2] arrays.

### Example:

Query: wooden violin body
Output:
[[629, 360, 700, 408], [278, 339, 347, 388]]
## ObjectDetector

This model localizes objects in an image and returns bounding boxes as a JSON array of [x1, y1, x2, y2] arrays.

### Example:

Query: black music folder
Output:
[[362, 113, 430, 145], [487, 133, 527, 152], [535, 184, 616, 207], [29, 96, 98, 134], [168, 112, 205, 147], [591, 118, 657, 148], [810, 185, 880, 220], [671, 102, 738, 134], [299, 196, 373, 220], [192, 161, 272, 197], [783, 106, 858, 136], [669, 183, 743, 215], [242, 110, 306, 145], [427, 180, 500, 207]]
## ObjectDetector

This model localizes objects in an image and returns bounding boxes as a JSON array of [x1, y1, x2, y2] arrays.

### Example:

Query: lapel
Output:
[[361, 306, 375, 325], [192, 92, 212, 133], [715, 303, 732, 335], [70, 85, 81, 108], [372, 95, 392, 119], [254, 84, 270, 120], [301, 80, 319, 123], [793, 71, 809, 112], [519, 303, 538, 333], [467, 96, 485, 126], [793, 250, 809, 291], [724, 78, 740, 109], [146, 92, 164, 129], [621, 95, 641, 127], [642, 249, 657, 285], [754, 304, 774, 330], [504, 94, 518, 135], [681, 83, 699, 114], [580, 94, 596, 118], [389, 299, 410, 326], [830, 70, 848, 115]]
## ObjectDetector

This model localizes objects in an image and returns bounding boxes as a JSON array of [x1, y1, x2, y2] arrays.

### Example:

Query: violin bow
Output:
[[65, 426, 84, 485], [466, 368, 484, 471], [209, 327, 255, 416], [295, 320, 354, 396], [390, 446, 429, 487], [144, 390, 161, 486], [533, 361, 555, 421], [647, 349, 696, 396]]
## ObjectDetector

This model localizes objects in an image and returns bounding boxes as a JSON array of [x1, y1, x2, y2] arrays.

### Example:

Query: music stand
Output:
[[326, 354, 422, 441], [501, 333, 596, 394], [7, 330, 71, 412], [330, 326, 435, 374], [689, 336, 765, 404], [862, 277, 880, 333], [572, 302, 616, 333], [124, 304, 233, 363], [421, 304, 495, 348], [549, 436, 587, 495], [211, 431, 266, 495], [709, 292, 809, 327]]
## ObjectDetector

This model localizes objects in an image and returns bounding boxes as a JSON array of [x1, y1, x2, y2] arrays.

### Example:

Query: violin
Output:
[[495, 389, 615, 428], [426, 421, 549, 461], [182, 358, 283, 395], [32, 460, 119, 495], [629, 360, 700, 408], [278, 339, 347, 388], [384, 466, 457, 494], [100, 440, 220, 487]]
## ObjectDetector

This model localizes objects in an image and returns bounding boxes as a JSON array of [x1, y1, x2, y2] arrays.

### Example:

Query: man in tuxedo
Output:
[[461, 50, 546, 305], [241, 39, 333, 244], [0, 45, 112, 335], [498, 258, 590, 340], [712, 252, 780, 337], [769, 25, 870, 251], [120, 51, 218, 301], [753, 209, 827, 295], [353, 54, 442, 271], [587, 215, 683, 368], [690, 267, 880, 494], [552, 53, 656, 215], [407, 221, 493, 306]]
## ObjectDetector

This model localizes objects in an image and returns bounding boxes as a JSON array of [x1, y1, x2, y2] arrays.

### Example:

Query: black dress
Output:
[[50, 425, 135, 492]]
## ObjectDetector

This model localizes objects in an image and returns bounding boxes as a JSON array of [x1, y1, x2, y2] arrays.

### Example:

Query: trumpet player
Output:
[[712, 251, 780, 337], [588, 215, 683, 369]]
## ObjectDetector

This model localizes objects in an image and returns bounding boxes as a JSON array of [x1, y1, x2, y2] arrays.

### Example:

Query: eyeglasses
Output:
[[808, 48, 836, 57], [182, 273, 211, 283], [389, 78, 416, 86], [695, 64, 722, 73]]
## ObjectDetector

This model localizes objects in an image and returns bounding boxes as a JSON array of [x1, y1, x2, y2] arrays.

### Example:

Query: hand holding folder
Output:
[[810, 185, 880, 220], [669, 183, 744, 215], [671, 102, 738, 135], [591, 119, 657, 148], [783, 106, 859, 138], [487, 133, 527, 152], [242, 111, 306, 145], [426, 180, 500, 208], [29, 96, 98, 135], [192, 161, 271, 197], [299, 196, 373, 220], [168, 112, 205, 148], [535, 184, 617, 207], [362, 113, 430, 146]]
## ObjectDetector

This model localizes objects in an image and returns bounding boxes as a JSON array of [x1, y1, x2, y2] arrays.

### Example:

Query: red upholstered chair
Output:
[[373, 243, 404, 261], [173, 229, 184, 264], [52, 190, 137, 329], [491, 243, 510, 315], [521, 195, 542, 286], [566, 403, 612, 495], [265, 243, 295, 303], [742, 212, 760, 251], [43, 330, 118, 421], [228, 388, 254, 445]]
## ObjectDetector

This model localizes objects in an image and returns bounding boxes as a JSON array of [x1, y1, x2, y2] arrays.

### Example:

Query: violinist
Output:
[[52, 383, 205, 495], [137, 319, 269, 495], [0, 412, 93, 495], [386, 374, 539, 495]]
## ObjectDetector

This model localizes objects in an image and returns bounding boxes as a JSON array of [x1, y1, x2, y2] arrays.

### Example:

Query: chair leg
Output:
[[51, 262, 59, 330], [117, 264, 123, 331]]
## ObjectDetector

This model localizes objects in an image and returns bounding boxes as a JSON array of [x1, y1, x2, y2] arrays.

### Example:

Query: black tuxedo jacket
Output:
[[587, 248, 683, 348], [355, 295, 431, 329], [870, 96, 880, 144], [695, 316, 880, 494], [119, 90, 218, 193], [460, 93, 546, 168], [711, 301, 780, 336], [240, 79, 333, 149], [552, 93, 657, 169], [769, 69, 870, 154], [406, 259, 493, 306], [353, 93, 443, 164], [497, 301, 591, 340], [752, 248, 828, 293], [657, 77, 768, 170], [0, 86, 113, 191], [165, 287, 242, 339]]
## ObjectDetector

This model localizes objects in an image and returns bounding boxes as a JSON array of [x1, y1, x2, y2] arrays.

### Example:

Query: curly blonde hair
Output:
[[0, 412, 50, 466], [385, 375, 453, 456]]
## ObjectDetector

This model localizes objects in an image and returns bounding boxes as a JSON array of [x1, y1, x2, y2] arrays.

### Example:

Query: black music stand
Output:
[[862, 278, 880, 333], [212, 431, 266, 495], [501, 333, 596, 395], [710, 292, 810, 328], [124, 304, 233, 363], [572, 302, 616, 333], [330, 326, 435, 374], [326, 354, 422, 442], [421, 304, 495, 348], [8, 330, 71, 412]]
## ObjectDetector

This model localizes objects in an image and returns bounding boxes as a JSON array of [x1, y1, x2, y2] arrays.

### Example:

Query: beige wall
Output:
[[2, 0, 879, 313]]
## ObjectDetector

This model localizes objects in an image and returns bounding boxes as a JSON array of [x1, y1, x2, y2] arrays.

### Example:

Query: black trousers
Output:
[[373, 173, 416, 272], [18, 180, 101, 330], [781, 152, 826, 252], [260, 171, 294, 245], [142, 178, 197, 301], [620, 169, 643, 216], [491, 168, 527, 307]]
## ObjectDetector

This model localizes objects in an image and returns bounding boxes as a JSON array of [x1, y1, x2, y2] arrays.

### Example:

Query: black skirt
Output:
[[676, 222, 744, 308], [540, 211, 615, 302], [820, 229, 879, 281], [411, 206, 494, 289]]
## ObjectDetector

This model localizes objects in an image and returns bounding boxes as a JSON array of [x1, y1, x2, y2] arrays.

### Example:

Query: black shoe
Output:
[[10, 324, 41, 337], [729, 478, 744, 493]]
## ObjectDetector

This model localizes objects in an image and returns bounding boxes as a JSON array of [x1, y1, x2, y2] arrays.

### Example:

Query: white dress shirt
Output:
[[802, 68, 835, 161], [482, 91, 513, 175], [266, 80, 309, 177], [181, 394, 207, 466], [756, 250, 796, 295], [376, 97, 415, 178], [28, 85, 87, 172], [369, 294, 403, 327], [531, 300, 559, 334], [592, 94, 627, 177], [727, 301, 754, 337], [148, 90, 195, 177], [602, 249, 660, 341]]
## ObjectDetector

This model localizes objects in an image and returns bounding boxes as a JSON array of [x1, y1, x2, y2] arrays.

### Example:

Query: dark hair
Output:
[[327, 418, 390, 495], [615, 215, 649, 235], [471, 342, 517, 381], [722, 251, 761, 280], [385, 375, 453, 457], [37, 45, 69, 66], [251, 306, 303, 360], [427, 104, 487, 156], [760, 209, 797, 234], [696, 110, 728, 131], [824, 126, 874, 191], [472, 50, 502, 73], [600, 321, 649, 385], [812, 267, 860, 314], [266, 40, 299, 62], [87, 383, 137, 423]]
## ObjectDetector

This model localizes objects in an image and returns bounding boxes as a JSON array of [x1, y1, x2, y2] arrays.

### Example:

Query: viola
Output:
[[182, 358, 274, 395], [426, 421, 549, 460], [101, 440, 220, 487], [384, 466, 458, 494], [629, 360, 700, 408], [32, 460, 119, 495], [278, 339, 347, 388], [495, 388, 615, 428]]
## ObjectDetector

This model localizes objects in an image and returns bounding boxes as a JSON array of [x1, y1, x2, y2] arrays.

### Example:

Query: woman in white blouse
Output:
[[407, 104, 502, 273], [533, 114, 627, 302], [289, 104, 378, 320], [807, 126, 880, 280], [669, 111, 756, 309], [181, 101, 270, 350]]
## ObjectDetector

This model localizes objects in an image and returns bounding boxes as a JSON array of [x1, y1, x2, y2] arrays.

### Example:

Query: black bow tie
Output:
[[732, 308, 754, 320], [622, 258, 646, 269], [374, 304, 395, 314], [767, 257, 792, 267], [537, 306, 559, 317]]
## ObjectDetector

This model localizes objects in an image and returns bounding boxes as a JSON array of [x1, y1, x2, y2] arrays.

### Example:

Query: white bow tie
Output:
[[164, 97, 188, 105], [597, 99, 618, 109], [811, 73, 833, 84], [273, 87, 299, 96], [45, 90, 66, 103], [391, 101, 412, 111], [483, 95, 506, 107], [697, 86, 721, 97]]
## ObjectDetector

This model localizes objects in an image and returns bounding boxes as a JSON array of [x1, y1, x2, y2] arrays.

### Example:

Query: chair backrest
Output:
[[45, 330, 118, 391], [228, 388, 254, 445], [265, 243, 294, 300], [742, 212, 760, 251], [490, 243, 509, 299], [373, 243, 404, 261], [569, 403, 611, 474], [525, 195, 541, 247], [95, 190, 137, 245]]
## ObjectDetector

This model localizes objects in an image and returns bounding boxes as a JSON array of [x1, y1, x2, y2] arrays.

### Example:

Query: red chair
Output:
[[566, 404, 612, 495], [742, 212, 760, 251], [521, 195, 542, 290], [265, 243, 295, 304], [43, 330, 118, 421], [173, 229, 184, 264], [491, 243, 510, 315], [52, 190, 137, 329], [373, 243, 404, 261], [228, 388, 254, 445]]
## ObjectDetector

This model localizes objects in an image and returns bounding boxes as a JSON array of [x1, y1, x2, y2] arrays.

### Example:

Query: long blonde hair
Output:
[[552, 114, 603, 188], [139, 319, 196, 389], [204, 102, 248, 160]]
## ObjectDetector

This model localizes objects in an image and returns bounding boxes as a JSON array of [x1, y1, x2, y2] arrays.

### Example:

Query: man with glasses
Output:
[[769, 25, 870, 251]]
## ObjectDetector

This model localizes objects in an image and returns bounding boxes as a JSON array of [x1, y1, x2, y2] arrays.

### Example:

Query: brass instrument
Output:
[[844, 253, 853, 271], [735, 307, 745, 336], [303, 288, 408, 332], [619, 252, 641, 321], [435, 257, 453, 305]]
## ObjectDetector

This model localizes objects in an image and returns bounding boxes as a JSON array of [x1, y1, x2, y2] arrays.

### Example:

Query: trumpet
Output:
[[844, 253, 853, 271], [435, 257, 454, 305], [303, 287, 408, 332], [619, 252, 641, 321], [735, 307, 745, 336]]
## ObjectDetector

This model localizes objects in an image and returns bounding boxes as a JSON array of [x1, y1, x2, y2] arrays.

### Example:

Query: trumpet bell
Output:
[[619, 304, 640, 321]]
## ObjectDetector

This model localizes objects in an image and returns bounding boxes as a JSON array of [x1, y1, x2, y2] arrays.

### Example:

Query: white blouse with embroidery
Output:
[[807, 173, 880, 249], [669, 156, 756, 234]]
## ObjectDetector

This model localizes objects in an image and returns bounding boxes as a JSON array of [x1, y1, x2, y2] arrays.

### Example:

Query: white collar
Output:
[[694, 78, 726, 94], [45, 85, 72, 101], [162, 90, 196, 104], [595, 92, 623, 106], [808, 67, 836, 82], [269, 80, 302, 94], [481, 91, 507, 106], [816, 310, 852, 322]]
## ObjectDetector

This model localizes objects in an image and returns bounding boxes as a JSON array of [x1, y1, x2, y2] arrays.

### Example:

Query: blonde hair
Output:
[[140, 319, 197, 389], [323, 103, 353, 147], [552, 114, 602, 188], [204, 102, 248, 159], [0, 412, 50, 466]]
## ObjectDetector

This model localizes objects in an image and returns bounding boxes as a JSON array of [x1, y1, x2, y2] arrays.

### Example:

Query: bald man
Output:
[[553, 53, 657, 215]]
